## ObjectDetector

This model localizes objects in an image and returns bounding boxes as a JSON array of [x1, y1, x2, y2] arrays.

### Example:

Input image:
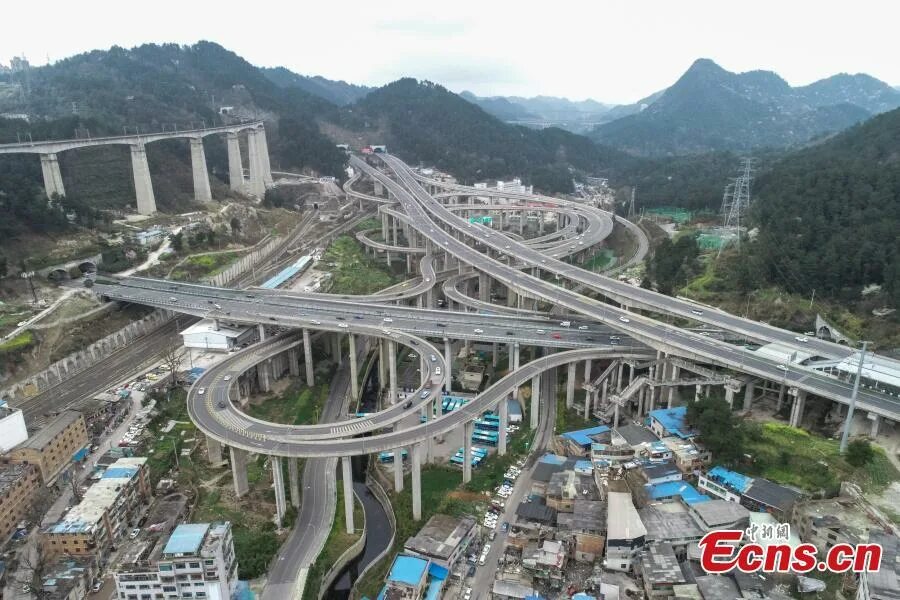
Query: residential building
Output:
[[8, 411, 89, 485], [381, 554, 430, 600], [639, 543, 687, 600], [0, 462, 40, 544], [43, 457, 150, 559], [642, 462, 682, 486], [492, 581, 537, 600], [687, 499, 750, 533], [648, 407, 697, 440], [698, 466, 801, 519], [403, 513, 477, 572], [180, 320, 255, 352], [793, 497, 882, 553], [639, 504, 704, 560], [559, 425, 611, 456], [114, 522, 238, 600], [659, 437, 711, 475], [556, 499, 606, 562], [605, 491, 647, 572], [0, 401, 28, 452], [645, 481, 710, 506], [521, 539, 567, 585], [546, 470, 598, 512], [613, 424, 661, 449], [40, 556, 98, 600], [697, 466, 748, 503], [857, 531, 899, 600]]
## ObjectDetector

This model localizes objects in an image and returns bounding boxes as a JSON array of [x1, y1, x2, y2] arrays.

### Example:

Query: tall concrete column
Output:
[[479, 272, 490, 301], [256, 126, 273, 186], [616, 362, 625, 392], [39, 153, 66, 199], [374, 180, 384, 197], [189, 137, 212, 202], [601, 380, 609, 406], [743, 380, 756, 411], [776, 383, 786, 411], [789, 390, 806, 427], [288, 347, 300, 378], [492, 343, 499, 368], [207, 436, 224, 465], [725, 386, 735, 408], [498, 398, 508, 456], [247, 128, 266, 197], [463, 421, 474, 484], [530, 374, 540, 429], [272, 456, 286, 528], [230, 447, 249, 497], [695, 384, 702, 403], [628, 363, 635, 386], [443, 338, 452, 393], [348, 334, 359, 400], [302, 329, 314, 387], [130, 143, 157, 214], [257, 361, 271, 392], [378, 338, 387, 391], [584, 360, 592, 386], [869, 413, 882, 438], [342, 456, 355, 534], [388, 340, 398, 405], [584, 389, 591, 419], [667, 365, 680, 409], [411, 443, 423, 521], [288, 458, 300, 508], [226, 131, 245, 192], [566, 362, 577, 409], [381, 212, 389, 241], [613, 402, 620, 429], [394, 447, 404, 492]]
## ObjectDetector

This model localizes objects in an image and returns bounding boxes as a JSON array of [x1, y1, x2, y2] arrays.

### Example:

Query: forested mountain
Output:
[[743, 107, 900, 304], [590, 59, 900, 155], [261, 67, 371, 105], [342, 79, 630, 193], [460, 92, 614, 133], [458, 92, 537, 121]]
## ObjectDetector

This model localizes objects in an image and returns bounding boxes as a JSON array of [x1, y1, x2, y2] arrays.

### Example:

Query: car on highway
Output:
[[474, 328, 484, 334], [435, 367, 442, 375], [92, 580, 104, 593], [420, 390, 430, 399], [310, 320, 321, 325], [430, 354, 437, 362], [218, 400, 227, 409], [198, 388, 206, 395], [506, 331, 514, 336], [560, 321, 571, 327], [578, 325, 589, 330], [404, 400, 413, 409], [383, 317, 393, 322], [269, 316, 277, 321], [436, 322, 447, 327], [338, 323, 349, 328], [213, 303, 222, 310], [223, 375, 231, 381], [691, 309, 704, 315], [536, 329, 546, 334], [169, 297, 178, 302], [129, 528, 141, 539], [795, 336, 809, 343], [776, 364, 789, 372], [354, 315, 364, 320], [619, 316, 630, 323], [552, 333, 561, 339]]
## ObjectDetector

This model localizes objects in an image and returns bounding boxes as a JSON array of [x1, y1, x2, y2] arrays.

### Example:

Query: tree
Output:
[[846, 439, 875, 467], [169, 232, 183, 252], [229, 217, 241, 236], [686, 395, 746, 464], [160, 345, 186, 389]]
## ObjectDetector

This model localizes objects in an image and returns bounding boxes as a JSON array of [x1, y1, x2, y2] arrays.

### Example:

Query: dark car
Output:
[[354, 315, 364, 320], [410, 340, 418, 346], [403, 400, 413, 409], [506, 331, 514, 336], [467, 565, 476, 577], [436, 323, 447, 327], [336, 316, 346, 321], [218, 400, 227, 409]]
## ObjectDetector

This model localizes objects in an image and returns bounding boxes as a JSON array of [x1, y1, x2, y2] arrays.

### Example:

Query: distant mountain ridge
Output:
[[459, 92, 615, 133], [589, 58, 900, 155], [261, 67, 372, 106]]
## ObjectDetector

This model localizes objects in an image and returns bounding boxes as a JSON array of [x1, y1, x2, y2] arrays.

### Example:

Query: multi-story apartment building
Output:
[[113, 522, 239, 600], [7, 410, 89, 485], [0, 401, 29, 452], [0, 462, 40, 544], [42, 457, 150, 559]]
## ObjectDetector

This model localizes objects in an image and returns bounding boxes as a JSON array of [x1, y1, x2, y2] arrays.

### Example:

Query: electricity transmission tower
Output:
[[719, 158, 754, 250]]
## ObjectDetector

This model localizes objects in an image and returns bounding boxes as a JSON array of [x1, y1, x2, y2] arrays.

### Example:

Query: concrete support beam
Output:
[[463, 421, 474, 484], [530, 374, 540, 430], [492, 343, 498, 368], [388, 340, 398, 404], [789, 390, 807, 427], [869, 413, 882, 438], [601, 380, 609, 406], [257, 361, 271, 392], [256, 126, 273, 186], [479, 272, 490, 302], [130, 143, 157, 214], [247, 128, 268, 197], [444, 338, 452, 393], [566, 362, 577, 409], [394, 446, 404, 491], [348, 334, 359, 400], [40, 152, 66, 199], [725, 386, 735, 408], [613, 403, 620, 429], [302, 328, 314, 387], [498, 397, 508, 456], [206, 436, 224, 465], [342, 456, 355, 534], [288, 458, 300, 508], [378, 338, 387, 390], [411, 443, 423, 521], [189, 138, 212, 203], [584, 360, 592, 385], [272, 456, 286, 528], [288, 347, 300, 378], [230, 447, 249, 498], [226, 132, 245, 192], [584, 389, 590, 420], [743, 380, 756, 411], [616, 362, 625, 393]]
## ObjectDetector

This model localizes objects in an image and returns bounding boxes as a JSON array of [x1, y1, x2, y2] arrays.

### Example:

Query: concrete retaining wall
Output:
[[317, 489, 367, 600], [204, 235, 280, 287], [0, 309, 174, 401], [351, 473, 397, 599]]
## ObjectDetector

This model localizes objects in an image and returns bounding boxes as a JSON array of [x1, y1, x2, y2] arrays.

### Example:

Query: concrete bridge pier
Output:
[[492, 343, 498, 368], [463, 421, 474, 484], [190, 138, 212, 202], [868, 413, 882, 437], [667, 366, 680, 409], [566, 362, 577, 408], [479, 272, 490, 301], [272, 456, 286, 528], [378, 338, 387, 392], [530, 374, 540, 429], [226, 132, 245, 192], [207, 436, 224, 465], [342, 456, 355, 534], [616, 362, 625, 393], [789, 389, 807, 427], [374, 180, 384, 197], [288, 347, 300, 378], [743, 380, 756, 411], [302, 329, 314, 387], [246, 127, 271, 197], [584, 360, 592, 387], [348, 334, 359, 399], [257, 361, 271, 392], [444, 338, 453, 393], [40, 152, 66, 199], [230, 447, 250, 497], [394, 444, 404, 491], [130, 142, 157, 214], [411, 443, 423, 521], [388, 340, 398, 404], [498, 397, 508, 456], [613, 402, 620, 429], [288, 458, 300, 508]]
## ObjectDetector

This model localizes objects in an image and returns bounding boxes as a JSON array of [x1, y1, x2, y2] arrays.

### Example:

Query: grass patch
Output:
[[744, 422, 900, 495], [244, 381, 330, 425], [555, 387, 593, 433], [321, 235, 399, 294], [303, 484, 365, 600], [0, 330, 34, 353], [465, 427, 533, 493], [170, 252, 240, 281], [583, 249, 615, 272]]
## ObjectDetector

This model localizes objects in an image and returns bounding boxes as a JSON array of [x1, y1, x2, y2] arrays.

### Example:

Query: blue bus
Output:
[[472, 431, 499, 446], [378, 449, 408, 463]]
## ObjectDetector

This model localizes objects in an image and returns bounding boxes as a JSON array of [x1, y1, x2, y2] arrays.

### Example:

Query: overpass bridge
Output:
[[0, 120, 273, 213]]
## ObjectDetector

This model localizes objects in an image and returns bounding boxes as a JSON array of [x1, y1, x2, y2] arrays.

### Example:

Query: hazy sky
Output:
[[3, 0, 897, 104]]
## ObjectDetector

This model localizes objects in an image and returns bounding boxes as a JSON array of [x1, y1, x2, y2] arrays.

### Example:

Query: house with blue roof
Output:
[[698, 466, 752, 503], [648, 407, 697, 440], [698, 466, 803, 520], [560, 425, 611, 456], [646, 481, 711, 505], [378, 553, 447, 600], [641, 462, 682, 486]]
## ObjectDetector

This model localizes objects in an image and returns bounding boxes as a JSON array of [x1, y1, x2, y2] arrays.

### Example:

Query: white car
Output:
[[383, 317, 393, 322], [310, 320, 322, 325], [578, 325, 589, 330], [129, 528, 141, 539], [338, 323, 349, 328], [223, 375, 231, 381], [691, 309, 704, 316], [474, 328, 484, 334], [619, 316, 630, 323], [198, 388, 206, 395], [536, 329, 546, 334], [776, 364, 789, 372], [795, 336, 809, 343]]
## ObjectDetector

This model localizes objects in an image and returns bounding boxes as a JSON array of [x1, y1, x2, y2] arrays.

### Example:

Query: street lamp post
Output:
[[839, 341, 870, 455]]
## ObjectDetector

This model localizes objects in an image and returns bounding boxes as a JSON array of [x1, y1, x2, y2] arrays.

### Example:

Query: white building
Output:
[[496, 178, 533, 195], [0, 401, 28, 452], [114, 522, 238, 600], [605, 491, 647, 573], [180, 320, 254, 352]]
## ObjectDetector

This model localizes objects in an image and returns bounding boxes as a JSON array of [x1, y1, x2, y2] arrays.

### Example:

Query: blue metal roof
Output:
[[647, 481, 711, 505], [539, 453, 567, 465], [387, 554, 428, 586], [163, 523, 210, 555], [649, 406, 696, 439], [707, 466, 754, 494], [424, 578, 443, 600], [260, 256, 311, 289], [102, 466, 138, 479], [561, 425, 610, 447]]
